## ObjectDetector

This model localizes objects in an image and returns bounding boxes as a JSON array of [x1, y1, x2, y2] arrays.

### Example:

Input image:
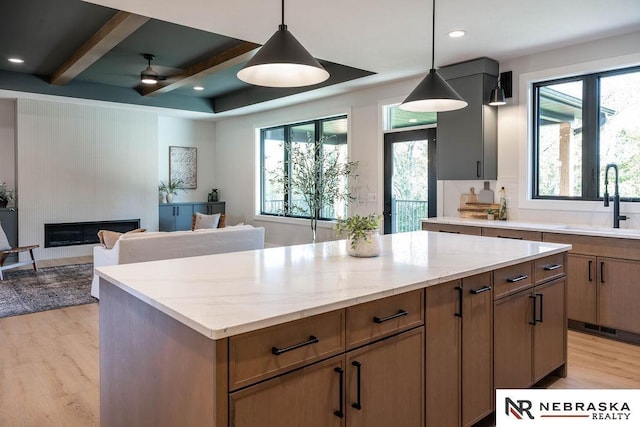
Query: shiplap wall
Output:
[[16, 99, 158, 260]]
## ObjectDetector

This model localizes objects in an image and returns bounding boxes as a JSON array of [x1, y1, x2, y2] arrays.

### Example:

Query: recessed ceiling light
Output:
[[448, 30, 466, 38], [8, 58, 24, 64], [193, 86, 204, 91]]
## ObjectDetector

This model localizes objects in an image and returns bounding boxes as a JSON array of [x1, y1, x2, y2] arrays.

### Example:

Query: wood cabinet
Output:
[[230, 355, 345, 427], [422, 222, 482, 235], [436, 58, 498, 180], [159, 202, 226, 231], [545, 232, 640, 337], [481, 227, 542, 241], [567, 254, 597, 324], [426, 273, 493, 427], [229, 291, 425, 427], [598, 257, 640, 335], [494, 275, 566, 389], [346, 328, 424, 427]]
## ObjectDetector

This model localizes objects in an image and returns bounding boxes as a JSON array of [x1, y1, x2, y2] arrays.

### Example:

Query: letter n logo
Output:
[[505, 397, 534, 419]]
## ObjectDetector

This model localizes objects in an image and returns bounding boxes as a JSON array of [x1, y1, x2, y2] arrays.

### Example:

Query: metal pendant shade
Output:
[[488, 85, 506, 106], [400, 0, 467, 112], [237, 1, 329, 87]]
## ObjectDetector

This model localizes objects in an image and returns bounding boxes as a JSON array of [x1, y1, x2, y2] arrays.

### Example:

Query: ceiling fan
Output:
[[140, 53, 166, 85]]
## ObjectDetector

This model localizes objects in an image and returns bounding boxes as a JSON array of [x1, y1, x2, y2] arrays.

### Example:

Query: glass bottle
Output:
[[498, 187, 507, 220]]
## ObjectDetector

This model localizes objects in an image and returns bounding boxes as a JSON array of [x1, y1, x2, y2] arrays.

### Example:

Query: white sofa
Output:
[[91, 225, 265, 298]]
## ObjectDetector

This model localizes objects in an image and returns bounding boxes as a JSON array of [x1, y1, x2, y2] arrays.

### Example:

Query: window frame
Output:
[[531, 65, 640, 202], [259, 115, 349, 221]]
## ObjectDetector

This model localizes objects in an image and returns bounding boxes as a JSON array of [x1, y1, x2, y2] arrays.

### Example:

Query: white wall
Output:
[[158, 116, 216, 203], [215, 31, 640, 246], [16, 99, 158, 260], [0, 99, 16, 194]]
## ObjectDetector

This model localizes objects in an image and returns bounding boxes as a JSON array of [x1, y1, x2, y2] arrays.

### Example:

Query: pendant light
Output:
[[237, 0, 329, 87], [400, 0, 467, 112], [140, 54, 159, 85]]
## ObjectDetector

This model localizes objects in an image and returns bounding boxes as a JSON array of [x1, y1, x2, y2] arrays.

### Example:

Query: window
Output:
[[260, 115, 349, 220], [384, 104, 436, 130], [533, 66, 640, 200]]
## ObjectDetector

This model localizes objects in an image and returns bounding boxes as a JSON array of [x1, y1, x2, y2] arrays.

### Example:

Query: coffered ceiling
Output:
[[1, 0, 638, 118]]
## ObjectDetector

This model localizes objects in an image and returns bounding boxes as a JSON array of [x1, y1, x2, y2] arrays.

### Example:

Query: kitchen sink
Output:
[[557, 225, 640, 235]]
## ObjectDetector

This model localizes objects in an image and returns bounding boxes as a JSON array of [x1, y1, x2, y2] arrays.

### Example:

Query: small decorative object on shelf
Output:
[[335, 213, 382, 257], [486, 209, 496, 220], [208, 189, 219, 202], [159, 179, 185, 204], [498, 187, 507, 220], [0, 182, 15, 208]]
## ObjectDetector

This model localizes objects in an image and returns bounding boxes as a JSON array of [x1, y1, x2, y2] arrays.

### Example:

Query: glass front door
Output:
[[383, 128, 436, 234]]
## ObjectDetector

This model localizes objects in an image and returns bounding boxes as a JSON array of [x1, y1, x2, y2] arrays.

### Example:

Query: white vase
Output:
[[346, 230, 381, 257], [166, 193, 174, 203]]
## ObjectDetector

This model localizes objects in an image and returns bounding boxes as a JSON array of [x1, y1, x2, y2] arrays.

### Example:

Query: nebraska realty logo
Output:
[[496, 389, 640, 426]]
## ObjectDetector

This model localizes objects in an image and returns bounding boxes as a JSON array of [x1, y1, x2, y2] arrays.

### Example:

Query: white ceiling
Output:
[[83, 0, 640, 116]]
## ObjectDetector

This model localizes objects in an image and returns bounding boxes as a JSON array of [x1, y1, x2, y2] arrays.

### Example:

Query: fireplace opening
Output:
[[44, 219, 140, 248]]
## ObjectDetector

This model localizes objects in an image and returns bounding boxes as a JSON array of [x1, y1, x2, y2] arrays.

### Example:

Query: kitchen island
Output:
[[96, 231, 571, 426]]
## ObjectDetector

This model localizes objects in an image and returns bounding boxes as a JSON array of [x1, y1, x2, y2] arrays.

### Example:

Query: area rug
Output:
[[0, 263, 97, 318]]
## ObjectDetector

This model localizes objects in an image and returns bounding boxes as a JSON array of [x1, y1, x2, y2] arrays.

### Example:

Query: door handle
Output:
[[600, 261, 605, 283], [373, 310, 408, 324], [588, 260, 593, 282], [351, 361, 362, 410], [476, 161, 481, 178], [529, 295, 537, 325], [334, 367, 344, 418], [536, 293, 543, 323], [455, 286, 463, 318]]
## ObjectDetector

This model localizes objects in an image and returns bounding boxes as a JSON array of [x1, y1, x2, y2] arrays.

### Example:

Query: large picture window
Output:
[[533, 66, 640, 200], [260, 115, 349, 220]]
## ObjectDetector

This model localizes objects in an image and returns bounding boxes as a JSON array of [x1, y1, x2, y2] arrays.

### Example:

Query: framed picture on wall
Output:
[[169, 146, 197, 189]]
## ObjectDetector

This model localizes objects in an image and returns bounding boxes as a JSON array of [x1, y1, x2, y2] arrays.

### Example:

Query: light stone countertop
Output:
[[422, 216, 640, 240], [96, 231, 570, 340]]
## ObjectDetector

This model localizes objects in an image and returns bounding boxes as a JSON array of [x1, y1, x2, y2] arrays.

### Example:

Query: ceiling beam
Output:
[[50, 11, 150, 85], [140, 41, 260, 97]]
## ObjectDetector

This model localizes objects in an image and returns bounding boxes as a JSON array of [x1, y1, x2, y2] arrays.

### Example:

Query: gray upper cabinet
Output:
[[436, 58, 498, 180]]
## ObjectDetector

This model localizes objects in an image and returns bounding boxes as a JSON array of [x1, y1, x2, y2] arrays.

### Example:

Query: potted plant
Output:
[[0, 182, 15, 208], [335, 213, 383, 257], [159, 179, 185, 203], [486, 208, 496, 220]]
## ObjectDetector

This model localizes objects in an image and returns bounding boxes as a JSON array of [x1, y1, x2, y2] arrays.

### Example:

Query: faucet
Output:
[[604, 163, 627, 228]]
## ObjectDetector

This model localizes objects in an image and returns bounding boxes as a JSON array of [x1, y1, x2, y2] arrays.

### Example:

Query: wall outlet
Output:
[[367, 193, 377, 202]]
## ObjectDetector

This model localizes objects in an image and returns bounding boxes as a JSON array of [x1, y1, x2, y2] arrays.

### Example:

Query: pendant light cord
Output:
[[282, 0, 285, 26], [431, 0, 435, 70]]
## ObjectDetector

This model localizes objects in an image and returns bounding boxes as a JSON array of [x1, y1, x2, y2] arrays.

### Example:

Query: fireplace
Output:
[[44, 219, 140, 248]]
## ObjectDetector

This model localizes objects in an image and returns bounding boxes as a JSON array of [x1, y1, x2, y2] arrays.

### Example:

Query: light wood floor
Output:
[[1, 260, 639, 425]]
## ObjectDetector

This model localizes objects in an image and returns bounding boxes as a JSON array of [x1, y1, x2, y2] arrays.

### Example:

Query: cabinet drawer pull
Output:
[[506, 274, 528, 283], [334, 367, 344, 418], [529, 295, 537, 325], [536, 293, 544, 323], [351, 361, 362, 410], [271, 335, 319, 355], [497, 235, 523, 240], [543, 264, 562, 271], [373, 309, 408, 324], [440, 230, 460, 234], [476, 160, 481, 178], [470, 285, 492, 295], [588, 260, 593, 282], [455, 286, 463, 318], [600, 262, 605, 283]]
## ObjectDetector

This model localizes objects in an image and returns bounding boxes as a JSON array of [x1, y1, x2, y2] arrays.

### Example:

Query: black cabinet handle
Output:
[[507, 274, 528, 283], [476, 161, 481, 178], [440, 230, 460, 234], [177, 206, 180, 216], [600, 262, 605, 283], [373, 310, 408, 324], [529, 295, 537, 325], [543, 264, 562, 271], [455, 286, 463, 318], [497, 235, 523, 240], [470, 285, 492, 295], [536, 293, 544, 323], [272, 336, 319, 355], [588, 260, 593, 282], [334, 367, 344, 418], [351, 361, 362, 410]]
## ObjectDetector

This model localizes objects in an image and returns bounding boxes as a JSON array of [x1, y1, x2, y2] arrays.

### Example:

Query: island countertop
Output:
[[96, 230, 570, 339]]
